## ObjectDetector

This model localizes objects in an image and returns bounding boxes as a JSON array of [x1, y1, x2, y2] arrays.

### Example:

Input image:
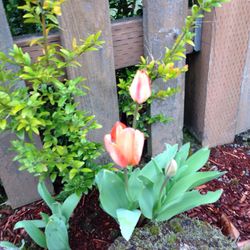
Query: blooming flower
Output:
[[104, 122, 145, 167], [129, 70, 151, 104]]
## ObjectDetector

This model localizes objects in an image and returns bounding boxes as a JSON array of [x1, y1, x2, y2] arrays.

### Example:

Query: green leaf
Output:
[[165, 171, 223, 204], [178, 148, 210, 178], [0, 119, 7, 130], [38, 182, 55, 212], [116, 209, 141, 241], [0, 241, 20, 249], [175, 143, 190, 166], [156, 190, 223, 222], [95, 170, 129, 219], [140, 144, 178, 183], [15, 220, 46, 229], [14, 221, 46, 248], [138, 184, 155, 219], [127, 168, 144, 203], [45, 216, 70, 250], [62, 193, 81, 222]]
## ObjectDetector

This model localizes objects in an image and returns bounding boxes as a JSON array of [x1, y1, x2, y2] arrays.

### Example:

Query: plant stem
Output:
[[41, 13, 49, 66], [159, 176, 170, 199], [132, 102, 140, 129], [124, 167, 129, 193]]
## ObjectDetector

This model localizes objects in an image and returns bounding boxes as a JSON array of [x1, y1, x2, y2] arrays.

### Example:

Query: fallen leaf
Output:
[[220, 213, 240, 240]]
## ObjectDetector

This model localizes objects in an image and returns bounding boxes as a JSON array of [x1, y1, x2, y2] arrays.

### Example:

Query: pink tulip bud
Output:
[[129, 70, 151, 104], [104, 122, 145, 168]]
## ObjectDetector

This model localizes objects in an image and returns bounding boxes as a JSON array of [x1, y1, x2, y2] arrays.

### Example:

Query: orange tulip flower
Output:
[[129, 70, 151, 104], [104, 122, 145, 167]]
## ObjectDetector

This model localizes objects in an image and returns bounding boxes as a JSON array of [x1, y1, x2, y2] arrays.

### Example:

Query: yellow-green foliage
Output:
[[0, 0, 108, 196]]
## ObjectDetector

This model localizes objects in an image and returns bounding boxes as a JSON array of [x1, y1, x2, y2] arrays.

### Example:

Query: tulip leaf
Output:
[[38, 182, 56, 212], [165, 171, 223, 204], [14, 221, 47, 248], [188, 171, 226, 190], [128, 168, 144, 203], [116, 209, 141, 241], [139, 144, 177, 183], [175, 143, 190, 166], [45, 215, 70, 250], [178, 148, 210, 179], [156, 189, 223, 222], [139, 184, 155, 219], [62, 193, 81, 222], [95, 170, 129, 219]]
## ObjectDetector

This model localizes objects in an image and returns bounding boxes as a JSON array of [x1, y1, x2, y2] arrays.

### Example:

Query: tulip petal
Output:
[[104, 134, 128, 167], [132, 130, 145, 165], [116, 128, 135, 165], [110, 122, 127, 141]]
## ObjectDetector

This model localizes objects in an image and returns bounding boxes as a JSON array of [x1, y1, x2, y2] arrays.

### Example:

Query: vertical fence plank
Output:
[[236, 35, 250, 134], [60, 0, 119, 144], [185, 1, 250, 147], [143, 0, 188, 155], [0, 0, 52, 208]]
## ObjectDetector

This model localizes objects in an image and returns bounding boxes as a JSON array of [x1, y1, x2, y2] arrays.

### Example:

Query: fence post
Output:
[[185, 1, 250, 147], [143, 0, 188, 155], [59, 0, 119, 144], [0, 0, 53, 208]]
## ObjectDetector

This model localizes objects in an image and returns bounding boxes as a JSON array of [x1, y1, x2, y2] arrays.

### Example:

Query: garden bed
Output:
[[0, 141, 250, 249]]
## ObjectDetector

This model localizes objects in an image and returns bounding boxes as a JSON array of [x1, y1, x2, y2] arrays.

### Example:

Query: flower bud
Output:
[[129, 70, 151, 104], [165, 159, 178, 178]]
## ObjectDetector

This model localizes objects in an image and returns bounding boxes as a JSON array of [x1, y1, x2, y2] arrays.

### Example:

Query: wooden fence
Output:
[[0, 0, 189, 208]]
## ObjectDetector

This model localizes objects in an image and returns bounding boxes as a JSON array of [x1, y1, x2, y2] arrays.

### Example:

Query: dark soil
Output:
[[0, 142, 250, 249]]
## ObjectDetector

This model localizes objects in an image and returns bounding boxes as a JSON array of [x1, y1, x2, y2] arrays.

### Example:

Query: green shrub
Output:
[[0, 0, 109, 196]]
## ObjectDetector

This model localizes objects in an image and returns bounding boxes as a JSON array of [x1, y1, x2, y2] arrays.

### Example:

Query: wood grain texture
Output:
[[59, 0, 119, 143], [14, 17, 192, 71], [143, 0, 188, 155], [0, 0, 53, 208]]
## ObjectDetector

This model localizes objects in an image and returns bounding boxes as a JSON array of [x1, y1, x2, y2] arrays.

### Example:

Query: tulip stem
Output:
[[159, 176, 170, 200], [124, 168, 129, 193], [132, 103, 140, 129]]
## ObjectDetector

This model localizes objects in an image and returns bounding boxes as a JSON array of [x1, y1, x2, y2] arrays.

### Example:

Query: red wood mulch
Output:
[[0, 144, 250, 249], [186, 144, 250, 242]]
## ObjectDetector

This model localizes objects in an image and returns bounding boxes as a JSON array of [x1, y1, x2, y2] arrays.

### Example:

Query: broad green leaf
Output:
[[15, 220, 46, 229], [0, 241, 20, 249], [127, 168, 144, 203], [116, 209, 141, 241], [165, 171, 224, 203], [139, 144, 177, 182], [175, 143, 190, 166], [178, 147, 210, 178], [138, 184, 155, 219], [156, 190, 223, 222], [189, 171, 226, 190], [95, 170, 129, 219], [14, 221, 46, 248], [45, 216, 70, 250], [38, 182, 55, 212], [62, 193, 81, 222]]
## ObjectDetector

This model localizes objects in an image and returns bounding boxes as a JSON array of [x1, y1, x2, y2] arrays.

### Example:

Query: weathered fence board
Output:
[[14, 17, 193, 70], [14, 18, 143, 70], [236, 35, 250, 134], [143, 0, 188, 155], [59, 0, 119, 143], [185, 1, 250, 147], [0, 0, 53, 208]]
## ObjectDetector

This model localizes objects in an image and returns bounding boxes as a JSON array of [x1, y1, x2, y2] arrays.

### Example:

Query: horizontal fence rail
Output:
[[14, 17, 193, 70]]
